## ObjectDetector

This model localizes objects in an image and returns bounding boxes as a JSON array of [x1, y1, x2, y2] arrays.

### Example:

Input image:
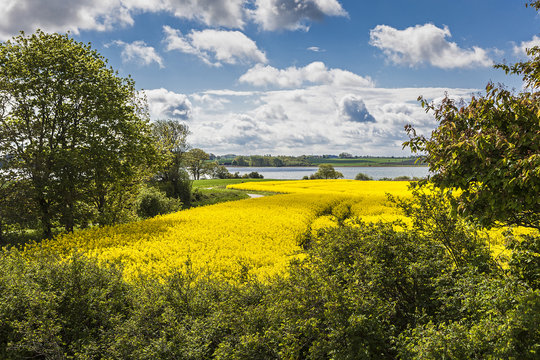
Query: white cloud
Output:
[[0, 0, 133, 40], [163, 26, 267, 66], [249, 0, 347, 31], [369, 23, 493, 69], [182, 84, 477, 156], [0, 0, 348, 39], [0, 0, 248, 40], [144, 88, 193, 120], [239, 62, 374, 88], [338, 95, 375, 123], [307, 46, 325, 52], [513, 35, 540, 57], [158, 0, 246, 28], [111, 40, 164, 68]]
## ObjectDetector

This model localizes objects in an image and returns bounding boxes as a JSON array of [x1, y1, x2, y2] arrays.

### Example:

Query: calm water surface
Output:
[[226, 166, 430, 180]]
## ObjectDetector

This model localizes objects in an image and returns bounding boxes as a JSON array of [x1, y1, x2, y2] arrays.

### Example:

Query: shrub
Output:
[[0, 250, 131, 358], [355, 172, 373, 180], [393, 176, 411, 181], [135, 186, 182, 219]]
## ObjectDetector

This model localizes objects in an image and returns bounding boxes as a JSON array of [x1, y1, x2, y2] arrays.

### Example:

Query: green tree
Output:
[[355, 172, 373, 181], [184, 148, 210, 180], [232, 155, 248, 166], [404, 51, 540, 229], [313, 164, 344, 179], [0, 31, 162, 236], [152, 119, 191, 201]]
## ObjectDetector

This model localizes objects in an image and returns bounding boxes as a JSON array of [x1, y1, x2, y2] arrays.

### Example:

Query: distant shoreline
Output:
[[225, 164, 428, 168]]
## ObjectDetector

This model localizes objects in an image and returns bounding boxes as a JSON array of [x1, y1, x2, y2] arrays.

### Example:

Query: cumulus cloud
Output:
[[339, 95, 376, 123], [307, 46, 325, 52], [369, 23, 493, 69], [157, 0, 246, 28], [183, 85, 477, 156], [239, 62, 373, 88], [0, 0, 349, 39], [0, 0, 251, 40], [144, 88, 193, 120], [110, 40, 164, 68], [381, 103, 414, 115], [163, 26, 267, 66], [513, 35, 540, 57], [0, 0, 133, 39], [249, 0, 347, 31]]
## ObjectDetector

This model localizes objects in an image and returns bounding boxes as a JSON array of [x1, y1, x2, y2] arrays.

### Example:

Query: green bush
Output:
[[0, 250, 131, 359], [136, 186, 182, 219], [354, 172, 373, 180]]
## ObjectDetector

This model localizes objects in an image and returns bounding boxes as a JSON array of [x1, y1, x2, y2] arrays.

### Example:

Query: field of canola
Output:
[[28, 180, 412, 281]]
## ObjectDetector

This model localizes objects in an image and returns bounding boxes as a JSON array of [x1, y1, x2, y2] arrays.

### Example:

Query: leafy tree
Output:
[[210, 164, 232, 179], [232, 155, 248, 166], [312, 164, 344, 179], [355, 172, 372, 181], [404, 50, 540, 229], [184, 148, 210, 180], [152, 119, 191, 201], [0, 31, 162, 236]]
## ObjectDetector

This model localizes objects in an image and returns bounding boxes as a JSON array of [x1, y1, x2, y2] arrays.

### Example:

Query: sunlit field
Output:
[[28, 180, 414, 281]]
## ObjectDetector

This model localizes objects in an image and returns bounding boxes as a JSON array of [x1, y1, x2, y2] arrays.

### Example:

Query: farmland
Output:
[[28, 180, 412, 281]]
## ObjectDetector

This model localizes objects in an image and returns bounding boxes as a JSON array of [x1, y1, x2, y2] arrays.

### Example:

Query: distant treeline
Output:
[[215, 154, 426, 167]]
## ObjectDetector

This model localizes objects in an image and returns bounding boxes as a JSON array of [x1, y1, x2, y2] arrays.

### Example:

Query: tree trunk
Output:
[[38, 197, 53, 239]]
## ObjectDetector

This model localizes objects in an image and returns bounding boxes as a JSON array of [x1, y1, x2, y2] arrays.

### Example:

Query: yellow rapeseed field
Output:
[[28, 180, 413, 281]]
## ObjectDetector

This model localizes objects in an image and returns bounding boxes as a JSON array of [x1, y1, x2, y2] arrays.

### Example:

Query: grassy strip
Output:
[[190, 188, 250, 207], [192, 178, 281, 189]]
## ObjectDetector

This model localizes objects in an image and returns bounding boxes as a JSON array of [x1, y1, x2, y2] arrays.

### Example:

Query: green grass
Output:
[[190, 188, 250, 207], [190, 179, 282, 207], [192, 178, 280, 189]]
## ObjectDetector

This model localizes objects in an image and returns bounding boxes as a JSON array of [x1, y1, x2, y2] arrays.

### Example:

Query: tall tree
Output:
[[0, 31, 162, 236], [152, 119, 192, 201], [184, 148, 210, 180], [404, 46, 540, 229]]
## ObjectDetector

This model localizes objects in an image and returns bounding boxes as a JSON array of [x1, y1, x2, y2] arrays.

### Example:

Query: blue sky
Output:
[[2, 0, 538, 155]]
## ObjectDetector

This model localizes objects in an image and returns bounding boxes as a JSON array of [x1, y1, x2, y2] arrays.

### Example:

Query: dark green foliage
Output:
[[311, 164, 344, 179], [507, 232, 540, 290], [389, 186, 495, 270], [135, 186, 182, 218], [0, 250, 131, 359], [152, 119, 192, 205], [245, 172, 264, 179], [354, 172, 373, 180], [404, 54, 540, 230], [159, 167, 193, 207], [0, 31, 163, 237], [185, 148, 210, 180]]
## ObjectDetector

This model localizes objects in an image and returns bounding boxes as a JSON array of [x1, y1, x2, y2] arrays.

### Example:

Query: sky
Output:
[[1, 0, 539, 156]]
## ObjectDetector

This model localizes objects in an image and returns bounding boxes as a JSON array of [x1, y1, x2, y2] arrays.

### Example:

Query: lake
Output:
[[225, 166, 430, 180]]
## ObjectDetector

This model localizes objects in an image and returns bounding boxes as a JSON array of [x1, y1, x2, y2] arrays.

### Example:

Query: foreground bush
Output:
[[0, 251, 131, 359]]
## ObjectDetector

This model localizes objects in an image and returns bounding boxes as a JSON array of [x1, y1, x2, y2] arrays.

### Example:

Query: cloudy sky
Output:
[[2, 0, 538, 155]]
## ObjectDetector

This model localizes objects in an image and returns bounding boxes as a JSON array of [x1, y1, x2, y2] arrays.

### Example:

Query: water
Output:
[[225, 166, 430, 180]]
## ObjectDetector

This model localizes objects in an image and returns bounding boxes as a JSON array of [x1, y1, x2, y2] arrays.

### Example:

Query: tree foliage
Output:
[[152, 119, 192, 203], [184, 148, 210, 180], [312, 164, 344, 179], [404, 52, 540, 229], [0, 31, 162, 236]]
